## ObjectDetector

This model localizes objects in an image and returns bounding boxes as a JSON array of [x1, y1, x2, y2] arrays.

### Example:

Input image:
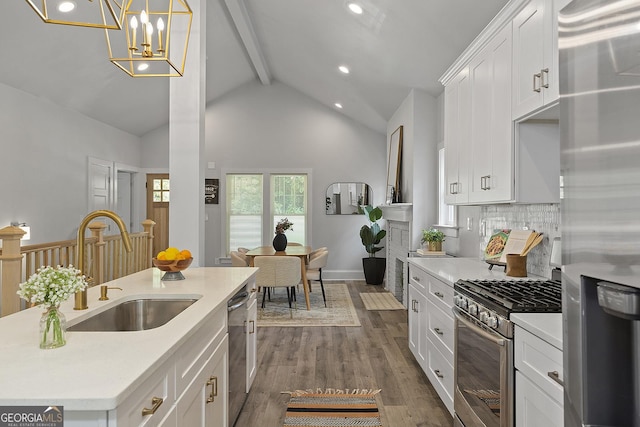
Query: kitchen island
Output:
[[0, 266, 257, 426]]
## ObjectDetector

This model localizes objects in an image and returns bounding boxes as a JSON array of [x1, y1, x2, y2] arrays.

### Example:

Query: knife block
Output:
[[506, 254, 527, 277]]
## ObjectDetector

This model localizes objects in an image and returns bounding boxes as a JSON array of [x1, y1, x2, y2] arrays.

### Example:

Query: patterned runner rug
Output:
[[359, 292, 405, 310], [257, 283, 361, 327], [283, 389, 382, 427]]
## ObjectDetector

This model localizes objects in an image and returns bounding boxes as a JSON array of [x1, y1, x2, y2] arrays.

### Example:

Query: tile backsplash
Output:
[[480, 204, 560, 279]]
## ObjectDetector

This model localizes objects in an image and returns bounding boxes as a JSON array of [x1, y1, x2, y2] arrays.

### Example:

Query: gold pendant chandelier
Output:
[[25, 0, 126, 29], [105, 0, 193, 77]]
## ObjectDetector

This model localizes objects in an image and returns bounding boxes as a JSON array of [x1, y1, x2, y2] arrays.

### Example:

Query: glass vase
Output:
[[40, 306, 67, 349]]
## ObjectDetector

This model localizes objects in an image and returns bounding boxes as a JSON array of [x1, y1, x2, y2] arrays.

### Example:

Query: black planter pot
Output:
[[273, 233, 287, 251], [362, 257, 386, 285]]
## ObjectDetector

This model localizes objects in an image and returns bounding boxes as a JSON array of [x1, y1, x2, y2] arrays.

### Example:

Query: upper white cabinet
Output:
[[440, 0, 562, 206], [468, 23, 514, 203], [444, 67, 470, 205], [512, 0, 564, 119]]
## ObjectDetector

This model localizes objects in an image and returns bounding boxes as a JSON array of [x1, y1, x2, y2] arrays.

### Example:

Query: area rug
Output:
[[283, 388, 382, 427], [257, 283, 361, 327], [359, 292, 405, 310]]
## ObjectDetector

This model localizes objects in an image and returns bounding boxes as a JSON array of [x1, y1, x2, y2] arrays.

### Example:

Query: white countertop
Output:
[[408, 257, 563, 349], [407, 257, 545, 286], [0, 266, 257, 410], [512, 313, 563, 350]]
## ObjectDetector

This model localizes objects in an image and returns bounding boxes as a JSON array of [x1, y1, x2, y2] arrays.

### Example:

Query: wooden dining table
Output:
[[245, 245, 313, 310]]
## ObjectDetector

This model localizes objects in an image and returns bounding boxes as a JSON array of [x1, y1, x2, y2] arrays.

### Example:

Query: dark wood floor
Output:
[[236, 280, 454, 427]]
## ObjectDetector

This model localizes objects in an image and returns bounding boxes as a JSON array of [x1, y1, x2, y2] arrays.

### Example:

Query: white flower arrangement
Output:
[[17, 265, 88, 308]]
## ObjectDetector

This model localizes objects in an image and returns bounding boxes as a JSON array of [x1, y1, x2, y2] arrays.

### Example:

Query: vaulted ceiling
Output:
[[1, 1, 509, 137]]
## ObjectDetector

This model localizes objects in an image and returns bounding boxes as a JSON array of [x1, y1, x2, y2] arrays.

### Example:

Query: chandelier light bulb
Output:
[[138, 63, 149, 71], [146, 22, 153, 36], [157, 17, 165, 31], [140, 10, 149, 24], [130, 16, 138, 29]]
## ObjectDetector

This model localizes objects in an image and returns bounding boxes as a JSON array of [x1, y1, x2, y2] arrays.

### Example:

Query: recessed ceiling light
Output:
[[335, 103, 343, 109], [137, 63, 149, 71], [58, 1, 76, 13], [338, 65, 350, 74], [348, 3, 363, 14]]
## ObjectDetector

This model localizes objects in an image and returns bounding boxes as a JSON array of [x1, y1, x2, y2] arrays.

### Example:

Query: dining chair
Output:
[[305, 249, 328, 307], [237, 247, 250, 254], [254, 256, 301, 309], [230, 251, 249, 267]]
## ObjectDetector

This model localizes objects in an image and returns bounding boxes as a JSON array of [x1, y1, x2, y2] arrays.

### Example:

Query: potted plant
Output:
[[359, 205, 387, 285], [421, 228, 445, 252]]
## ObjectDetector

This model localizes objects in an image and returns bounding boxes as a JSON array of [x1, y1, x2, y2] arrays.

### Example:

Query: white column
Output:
[[169, 0, 206, 266]]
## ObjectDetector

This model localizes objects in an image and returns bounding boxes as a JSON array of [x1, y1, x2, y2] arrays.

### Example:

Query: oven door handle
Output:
[[452, 307, 506, 346]]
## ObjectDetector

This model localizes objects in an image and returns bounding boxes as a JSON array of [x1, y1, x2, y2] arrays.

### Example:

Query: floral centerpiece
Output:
[[17, 265, 88, 349], [273, 218, 294, 251], [275, 217, 294, 234]]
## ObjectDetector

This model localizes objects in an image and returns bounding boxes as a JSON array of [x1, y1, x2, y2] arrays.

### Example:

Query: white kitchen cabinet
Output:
[[512, 0, 565, 119], [176, 335, 229, 427], [444, 66, 471, 205], [469, 23, 514, 203], [407, 263, 455, 416], [408, 281, 428, 370], [514, 325, 563, 426], [246, 292, 257, 391]]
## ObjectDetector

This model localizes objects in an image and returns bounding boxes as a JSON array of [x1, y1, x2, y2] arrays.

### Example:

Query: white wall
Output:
[[147, 80, 387, 277], [205, 81, 386, 276], [0, 83, 142, 245], [387, 89, 439, 249]]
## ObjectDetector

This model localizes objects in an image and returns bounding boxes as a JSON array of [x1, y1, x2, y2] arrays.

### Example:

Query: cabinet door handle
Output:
[[206, 376, 218, 403], [533, 73, 542, 92], [414, 300, 419, 312], [547, 370, 564, 387], [481, 175, 491, 190], [434, 291, 444, 299], [141, 397, 163, 416], [449, 182, 455, 195], [433, 327, 443, 335], [541, 68, 549, 88], [413, 276, 421, 282], [433, 369, 444, 379], [249, 320, 255, 334]]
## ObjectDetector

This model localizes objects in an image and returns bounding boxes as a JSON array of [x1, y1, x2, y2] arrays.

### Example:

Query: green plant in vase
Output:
[[421, 228, 446, 252], [359, 205, 387, 284]]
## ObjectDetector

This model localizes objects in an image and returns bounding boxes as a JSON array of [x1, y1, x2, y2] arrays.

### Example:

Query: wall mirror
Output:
[[325, 182, 372, 215], [386, 125, 403, 203]]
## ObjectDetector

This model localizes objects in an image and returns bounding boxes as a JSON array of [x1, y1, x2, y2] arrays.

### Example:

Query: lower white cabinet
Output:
[[408, 282, 428, 369], [514, 325, 563, 426], [176, 335, 229, 427], [407, 263, 455, 416]]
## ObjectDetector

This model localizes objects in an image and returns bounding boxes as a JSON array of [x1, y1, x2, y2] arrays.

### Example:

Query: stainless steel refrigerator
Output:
[[560, 1, 640, 425]]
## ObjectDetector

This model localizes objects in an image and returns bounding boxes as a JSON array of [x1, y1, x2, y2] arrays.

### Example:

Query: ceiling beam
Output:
[[224, 0, 271, 85]]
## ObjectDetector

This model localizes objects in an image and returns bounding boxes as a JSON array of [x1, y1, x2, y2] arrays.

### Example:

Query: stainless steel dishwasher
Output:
[[227, 287, 250, 426]]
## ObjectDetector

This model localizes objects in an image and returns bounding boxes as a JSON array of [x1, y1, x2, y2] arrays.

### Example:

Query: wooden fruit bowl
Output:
[[152, 257, 193, 280]]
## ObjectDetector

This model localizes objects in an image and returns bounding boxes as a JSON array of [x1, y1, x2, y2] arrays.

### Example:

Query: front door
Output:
[[146, 174, 170, 256]]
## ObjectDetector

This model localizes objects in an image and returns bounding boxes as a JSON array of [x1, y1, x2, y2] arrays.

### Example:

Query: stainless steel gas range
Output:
[[452, 279, 562, 427]]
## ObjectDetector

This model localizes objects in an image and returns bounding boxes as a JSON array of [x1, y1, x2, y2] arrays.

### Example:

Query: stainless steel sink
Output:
[[68, 298, 199, 332]]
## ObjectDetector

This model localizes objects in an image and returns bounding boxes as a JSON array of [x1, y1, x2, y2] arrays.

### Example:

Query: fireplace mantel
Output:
[[379, 203, 412, 222]]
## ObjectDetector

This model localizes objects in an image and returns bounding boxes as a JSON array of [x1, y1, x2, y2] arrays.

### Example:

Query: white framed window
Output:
[[438, 148, 457, 226], [225, 171, 309, 255]]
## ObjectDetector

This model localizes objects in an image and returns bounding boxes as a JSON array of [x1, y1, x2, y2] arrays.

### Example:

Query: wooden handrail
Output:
[[0, 220, 155, 317]]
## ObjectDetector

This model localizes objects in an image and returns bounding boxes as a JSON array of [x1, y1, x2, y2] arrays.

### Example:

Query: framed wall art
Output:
[[205, 179, 219, 204]]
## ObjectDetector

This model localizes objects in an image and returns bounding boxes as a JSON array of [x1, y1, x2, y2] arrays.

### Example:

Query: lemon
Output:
[[157, 251, 167, 260], [165, 247, 179, 260]]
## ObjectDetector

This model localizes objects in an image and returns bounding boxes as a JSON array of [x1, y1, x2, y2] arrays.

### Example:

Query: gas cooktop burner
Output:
[[455, 279, 562, 315]]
